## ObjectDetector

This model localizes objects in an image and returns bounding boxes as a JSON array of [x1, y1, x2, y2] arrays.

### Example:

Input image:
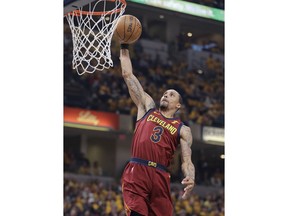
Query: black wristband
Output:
[[120, 43, 129, 49]]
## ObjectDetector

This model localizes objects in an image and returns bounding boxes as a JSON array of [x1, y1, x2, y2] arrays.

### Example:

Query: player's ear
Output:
[[176, 103, 181, 109]]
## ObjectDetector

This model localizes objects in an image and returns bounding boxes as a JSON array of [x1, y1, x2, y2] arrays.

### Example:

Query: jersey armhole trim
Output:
[[135, 108, 155, 123]]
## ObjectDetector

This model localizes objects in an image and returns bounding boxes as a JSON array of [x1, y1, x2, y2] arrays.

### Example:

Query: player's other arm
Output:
[[180, 125, 195, 199], [119, 48, 155, 119]]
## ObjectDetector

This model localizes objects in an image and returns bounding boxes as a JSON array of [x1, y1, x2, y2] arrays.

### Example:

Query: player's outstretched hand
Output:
[[181, 176, 195, 199]]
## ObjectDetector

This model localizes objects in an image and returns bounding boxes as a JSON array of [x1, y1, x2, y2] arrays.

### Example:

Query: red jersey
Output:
[[131, 108, 184, 167]]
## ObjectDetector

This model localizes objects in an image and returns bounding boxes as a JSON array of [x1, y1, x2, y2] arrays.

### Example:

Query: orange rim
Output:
[[67, 0, 126, 16]]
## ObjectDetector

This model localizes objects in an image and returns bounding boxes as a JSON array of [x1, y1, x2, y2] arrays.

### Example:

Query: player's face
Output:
[[160, 89, 181, 110]]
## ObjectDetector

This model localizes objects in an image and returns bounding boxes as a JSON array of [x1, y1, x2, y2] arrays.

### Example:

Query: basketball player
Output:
[[119, 44, 195, 216]]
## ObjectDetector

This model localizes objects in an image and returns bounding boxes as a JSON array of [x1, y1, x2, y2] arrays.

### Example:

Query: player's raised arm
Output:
[[119, 47, 155, 118], [180, 125, 195, 199]]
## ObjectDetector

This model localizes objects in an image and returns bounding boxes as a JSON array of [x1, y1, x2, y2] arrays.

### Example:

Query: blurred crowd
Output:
[[64, 23, 224, 128], [64, 151, 103, 176], [64, 179, 224, 216]]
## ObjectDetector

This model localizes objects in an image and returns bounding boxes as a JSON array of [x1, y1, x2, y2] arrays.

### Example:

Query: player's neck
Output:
[[159, 109, 174, 118]]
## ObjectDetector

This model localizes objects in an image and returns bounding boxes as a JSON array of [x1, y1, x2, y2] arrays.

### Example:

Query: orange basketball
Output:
[[115, 15, 142, 44]]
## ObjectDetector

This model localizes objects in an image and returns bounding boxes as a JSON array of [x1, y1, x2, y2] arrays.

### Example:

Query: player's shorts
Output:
[[121, 160, 173, 216]]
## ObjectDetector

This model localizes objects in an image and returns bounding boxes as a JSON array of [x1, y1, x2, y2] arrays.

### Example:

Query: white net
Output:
[[65, 0, 126, 75]]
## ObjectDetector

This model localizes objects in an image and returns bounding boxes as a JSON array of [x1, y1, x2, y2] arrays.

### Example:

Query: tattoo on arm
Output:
[[124, 75, 145, 106], [181, 126, 195, 180]]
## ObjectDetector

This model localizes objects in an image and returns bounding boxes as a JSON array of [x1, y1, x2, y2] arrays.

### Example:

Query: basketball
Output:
[[115, 15, 142, 44]]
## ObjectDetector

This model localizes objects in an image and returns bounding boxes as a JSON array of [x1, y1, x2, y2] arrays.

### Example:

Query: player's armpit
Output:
[[144, 92, 156, 110]]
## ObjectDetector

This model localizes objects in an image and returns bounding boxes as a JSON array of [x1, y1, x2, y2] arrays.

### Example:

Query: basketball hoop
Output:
[[65, 0, 126, 75]]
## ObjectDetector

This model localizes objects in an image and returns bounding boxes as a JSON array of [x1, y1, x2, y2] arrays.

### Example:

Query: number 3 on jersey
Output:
[[150, 126, 164, 143]]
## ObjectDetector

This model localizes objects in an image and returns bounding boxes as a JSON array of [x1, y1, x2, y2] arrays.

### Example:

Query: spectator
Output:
[[91, 161, 103, 176]]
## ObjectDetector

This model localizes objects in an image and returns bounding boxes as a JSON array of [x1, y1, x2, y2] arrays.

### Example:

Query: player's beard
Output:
[[159, 101, 168, 110]]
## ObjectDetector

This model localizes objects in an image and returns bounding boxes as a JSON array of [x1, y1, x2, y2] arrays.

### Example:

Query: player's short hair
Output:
[[173, 89, 183, 105]]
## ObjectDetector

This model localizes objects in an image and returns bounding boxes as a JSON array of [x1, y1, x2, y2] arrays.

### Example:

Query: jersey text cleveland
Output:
[[147, 114, 177, 135]]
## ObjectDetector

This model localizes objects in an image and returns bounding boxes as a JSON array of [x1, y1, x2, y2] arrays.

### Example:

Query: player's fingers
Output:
[[182, 190, 190, 199], [182, 192, 187, 199], [184, 184, 194, 192], [182, 185, 194, 199]]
